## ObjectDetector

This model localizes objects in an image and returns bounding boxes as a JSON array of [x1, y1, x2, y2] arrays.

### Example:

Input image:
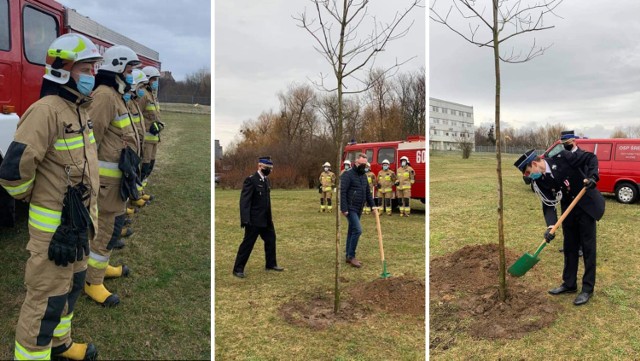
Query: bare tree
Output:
[[295, 0, 422, 313], [431, 0, 563, 302], [610, 128, 628, 138], [455, 135, 474, 158]]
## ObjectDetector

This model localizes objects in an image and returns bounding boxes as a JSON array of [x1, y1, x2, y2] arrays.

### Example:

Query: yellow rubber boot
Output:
[[53, 342, 98, 361], [141, 193, 154, 201], [131, 198, 147, 208], [84, 283, 120, 307], [105, 264, 130, 278], [126, 207, 136, 215]]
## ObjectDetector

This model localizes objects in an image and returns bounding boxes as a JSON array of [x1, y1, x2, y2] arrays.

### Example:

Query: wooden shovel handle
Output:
[[374, 208, 385, 261], [535, 187, 588, 252]]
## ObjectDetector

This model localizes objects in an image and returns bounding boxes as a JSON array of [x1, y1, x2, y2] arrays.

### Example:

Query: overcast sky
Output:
[[57, 0, 211, 81], [215, 1, 426, 151], [430, 0, 640, 138]]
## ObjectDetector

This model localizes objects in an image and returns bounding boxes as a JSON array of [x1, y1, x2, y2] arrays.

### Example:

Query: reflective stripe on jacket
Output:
[[377, 169, 397, 194], [319, 171, 336, 191], [137, 90, 160, 144], [397, 165, 415, 190]]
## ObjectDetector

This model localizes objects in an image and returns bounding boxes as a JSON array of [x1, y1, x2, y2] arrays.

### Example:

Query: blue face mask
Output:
[[529, 172, 542, 180], [344, 165, 350, 170], [137, 89, 145, 97], [123, 93, 132, 102], [151, 81, 159, 90], [76, 74, 95, 96], [401, 161, 407, 167], [125, 74, 134, 85], [365, 168, 370, 173], [383, 165, 389, 170]]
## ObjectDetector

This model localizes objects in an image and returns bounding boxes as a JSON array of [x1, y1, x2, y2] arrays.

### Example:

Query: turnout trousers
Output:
[[15, 246, 88, 359], [233, 225, 277, 272], [561, 206, 597, 293], [86, 183, 126, 285]]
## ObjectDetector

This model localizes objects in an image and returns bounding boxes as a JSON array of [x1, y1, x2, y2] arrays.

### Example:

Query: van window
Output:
[[614, 143, 640, 161], [546, 143, 563, 158], [23, 6, 58, 65], [346, 151, 360, 164], [365, 149, 373, 163], [378, 148, 395, 164], [0, 0, 9, 51], [594, 143, 612, 161]]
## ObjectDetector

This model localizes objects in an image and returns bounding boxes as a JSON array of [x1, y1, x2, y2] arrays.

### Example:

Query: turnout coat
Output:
[[240, 172, 273, 228], [533, 149, 605, 225]]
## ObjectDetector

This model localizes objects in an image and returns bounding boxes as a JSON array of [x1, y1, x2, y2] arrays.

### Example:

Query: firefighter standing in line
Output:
[[84, 45, 142, 307], [363, 162, 377, 215], [127, 69, 150, 206], [395, 156, 415, 217], [138, 66, 164, 191], [318, 162, 336, 213], [0, 33, 101, 361], [377, 159, 397, 216]]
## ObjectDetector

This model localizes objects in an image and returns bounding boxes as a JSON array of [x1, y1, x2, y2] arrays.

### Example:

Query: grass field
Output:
[[0, 105, 211, 359], [215, 189, 426, 360], [430, 151, 640, 360]]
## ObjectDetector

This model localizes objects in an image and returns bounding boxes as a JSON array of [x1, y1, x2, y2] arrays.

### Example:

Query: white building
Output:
[[429, 98, 474, 151]]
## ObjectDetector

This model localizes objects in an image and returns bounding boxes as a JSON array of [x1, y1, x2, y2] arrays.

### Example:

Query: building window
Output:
[[23, 6, 59, 65], [0, 0, 9, 51]]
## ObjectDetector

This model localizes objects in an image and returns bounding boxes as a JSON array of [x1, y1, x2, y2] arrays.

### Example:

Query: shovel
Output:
[[508, 187, 587, 277], [373, 208, 391, 279]]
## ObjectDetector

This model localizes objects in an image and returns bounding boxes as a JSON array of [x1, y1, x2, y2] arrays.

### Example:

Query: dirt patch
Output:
[[348, 276, 425, 317], [430, 244, 563, 344], [280, 276, 425, 329]]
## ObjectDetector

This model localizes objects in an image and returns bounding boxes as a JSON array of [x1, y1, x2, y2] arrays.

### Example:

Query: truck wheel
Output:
[[615, 182, 638, 204]]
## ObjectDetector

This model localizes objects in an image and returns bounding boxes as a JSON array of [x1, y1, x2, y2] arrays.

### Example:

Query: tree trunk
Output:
[[334, 0, 348, 314], [492, 0, 507, 302]]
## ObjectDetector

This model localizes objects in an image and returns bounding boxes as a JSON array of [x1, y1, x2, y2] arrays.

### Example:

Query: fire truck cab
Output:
[[0, 0, 161, 226], [342, 135, 426, 204]]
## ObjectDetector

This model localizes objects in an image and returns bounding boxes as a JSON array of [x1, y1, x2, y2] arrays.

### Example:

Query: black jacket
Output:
[[340, 168, 375, 214], [239, 172, 273, 228], [533, 149, 605, 225]]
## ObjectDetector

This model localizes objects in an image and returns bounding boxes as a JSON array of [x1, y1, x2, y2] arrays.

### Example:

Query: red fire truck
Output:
[[342, 135, 426, 207], [0, 0, 161, 226]]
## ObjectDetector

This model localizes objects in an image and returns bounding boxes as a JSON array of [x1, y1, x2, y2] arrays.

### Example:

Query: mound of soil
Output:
[[280, 276, 425, 329], [430, 244, 562, 344], [348, 276, 425, 317]]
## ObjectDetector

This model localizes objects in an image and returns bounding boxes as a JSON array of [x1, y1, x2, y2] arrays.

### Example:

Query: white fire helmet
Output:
[[131, 68, 148, 86], [99, 45, 140, 73], [142, 65, 161, 79], [323, 162, 331, 167], [382, 159, 390, 165], [44, 33, 102, 84]]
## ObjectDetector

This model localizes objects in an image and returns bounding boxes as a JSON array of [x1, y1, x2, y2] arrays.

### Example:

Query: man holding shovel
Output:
[[514, 146, 605, 305]]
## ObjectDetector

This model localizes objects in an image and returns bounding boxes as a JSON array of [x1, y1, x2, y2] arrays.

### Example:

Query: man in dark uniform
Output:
[[514, 145, 605, 305], [558, 130, 584, 257], [232, 156, 284, 278]]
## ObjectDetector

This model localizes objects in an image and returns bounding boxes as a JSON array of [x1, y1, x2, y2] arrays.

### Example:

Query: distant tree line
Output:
[[218, 68, 425, 189], [158, 67, 211, 105]]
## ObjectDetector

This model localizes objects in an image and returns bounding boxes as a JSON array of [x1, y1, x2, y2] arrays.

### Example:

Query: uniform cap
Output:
[[560, 130, 576, 142], [258, 156, 273, 167], [514, 149, 537, 173]]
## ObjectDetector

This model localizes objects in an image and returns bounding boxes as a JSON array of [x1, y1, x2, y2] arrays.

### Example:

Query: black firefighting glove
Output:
[[318, 184, 322, 193], [241, 222, 250, 229], [544, 227, 555, 243], [119, 147, 142, 201], [149, 121, 165, 135], [49, 226, 77, 266], [584, 177, 597, 189], [394, 181, 400, 186]]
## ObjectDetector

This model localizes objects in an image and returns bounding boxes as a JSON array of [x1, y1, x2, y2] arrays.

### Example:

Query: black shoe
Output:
[[233, 271, 245, 278], [266, 266, 285, 271], [574, 292, 592, 306], [111, 238, 126, 250], [548, 285, 578, 295]]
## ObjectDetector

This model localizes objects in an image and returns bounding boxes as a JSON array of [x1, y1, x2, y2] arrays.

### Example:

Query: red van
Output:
[[543, 138, 640, 204]]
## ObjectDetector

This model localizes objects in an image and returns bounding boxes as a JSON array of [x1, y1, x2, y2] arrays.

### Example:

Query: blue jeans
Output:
[[345, 211, 363, 259]]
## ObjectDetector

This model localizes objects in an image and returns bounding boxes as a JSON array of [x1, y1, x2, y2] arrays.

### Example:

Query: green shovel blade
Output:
[[508, 253, 540, 277]]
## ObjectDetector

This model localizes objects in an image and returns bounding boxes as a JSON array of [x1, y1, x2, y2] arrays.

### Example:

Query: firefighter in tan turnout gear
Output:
[[84, 45, 142, 307], [138, 65, 164, 192], [363, 162, 377, 215], [0, 33, 101, 361], [340, 159, 351, 176], [377, 159, 397, 216], [318, 162, 336, 212], [396, 155, 415, 217]]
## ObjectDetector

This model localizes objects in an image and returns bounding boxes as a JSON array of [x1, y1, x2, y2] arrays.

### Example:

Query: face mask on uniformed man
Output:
[[324, 167, 329, 172], [364, 168, 370, 173], [401, 161, 407, 167], [76, 74, 95, 96], [262, 167, 271, 176], [383, 165, 389, 170], [344, 165, 350, 170], [564, 143, 573, 151]]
